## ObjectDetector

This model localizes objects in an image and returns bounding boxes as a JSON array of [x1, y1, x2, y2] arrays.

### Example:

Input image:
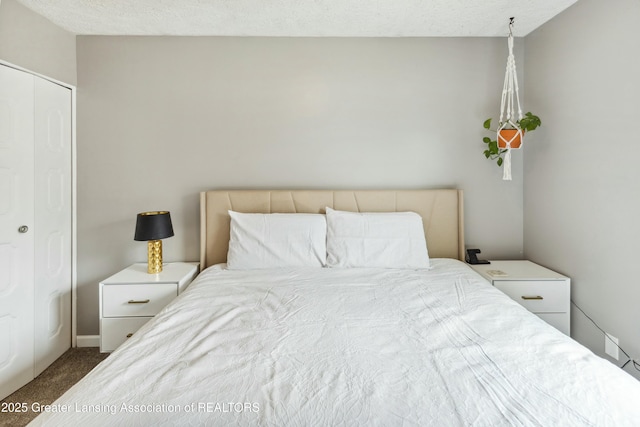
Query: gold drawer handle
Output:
[[126, 333, 133, 338], [128, 299, 150, 304], [521, 295, 543, 300]]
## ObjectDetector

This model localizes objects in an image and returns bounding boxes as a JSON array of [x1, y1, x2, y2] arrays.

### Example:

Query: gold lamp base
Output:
[[147, 240, 163, 274]]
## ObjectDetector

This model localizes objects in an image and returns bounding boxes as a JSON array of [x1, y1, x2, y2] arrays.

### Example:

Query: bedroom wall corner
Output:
[[523, 0, 640, 379], [0, 0, 76, 85]]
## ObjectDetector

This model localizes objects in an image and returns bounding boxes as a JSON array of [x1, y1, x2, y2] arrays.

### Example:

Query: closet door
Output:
[[33, 77, 72, 375], [0, 65, 72, 400], [0, 65, 36, 400]]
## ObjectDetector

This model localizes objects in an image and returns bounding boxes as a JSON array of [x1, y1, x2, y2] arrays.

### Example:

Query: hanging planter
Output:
[[482, 18, 541, 180], [497, 128, 522, 149], [483, 112, 541, 169]]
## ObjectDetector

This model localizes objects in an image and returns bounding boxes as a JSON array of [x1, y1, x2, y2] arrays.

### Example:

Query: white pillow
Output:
[[227, 211, 327, 269], [325, 207, 430, 269]]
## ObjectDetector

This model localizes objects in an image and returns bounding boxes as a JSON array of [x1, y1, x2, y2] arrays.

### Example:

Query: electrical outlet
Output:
[[605, 334, 619, 360]]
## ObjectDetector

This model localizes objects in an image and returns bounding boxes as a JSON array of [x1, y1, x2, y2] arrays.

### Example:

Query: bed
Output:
[[30, 189, 640, 426]]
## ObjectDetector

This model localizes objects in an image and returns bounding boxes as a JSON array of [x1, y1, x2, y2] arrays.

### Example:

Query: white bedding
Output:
[[30, 259, 640, 426]]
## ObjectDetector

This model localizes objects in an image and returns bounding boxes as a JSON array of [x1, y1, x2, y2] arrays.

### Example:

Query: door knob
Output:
[[18, 225, 29, 233]]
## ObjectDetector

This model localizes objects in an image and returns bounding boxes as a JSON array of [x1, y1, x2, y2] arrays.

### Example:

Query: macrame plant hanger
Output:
[[498, 17, 523, 181]]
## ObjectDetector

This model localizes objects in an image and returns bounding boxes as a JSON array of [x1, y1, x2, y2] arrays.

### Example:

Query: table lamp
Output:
[[134, 211, 174, 273]]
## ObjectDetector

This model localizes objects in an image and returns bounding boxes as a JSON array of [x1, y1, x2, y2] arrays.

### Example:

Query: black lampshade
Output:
[[134, 211, 174, 241]]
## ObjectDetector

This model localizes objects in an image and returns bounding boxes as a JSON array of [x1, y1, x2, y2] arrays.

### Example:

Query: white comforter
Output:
[[30, 259, 640, 426]]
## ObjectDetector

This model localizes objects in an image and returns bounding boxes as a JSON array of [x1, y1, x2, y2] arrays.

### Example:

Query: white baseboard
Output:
[[76, 335, 100, 348]]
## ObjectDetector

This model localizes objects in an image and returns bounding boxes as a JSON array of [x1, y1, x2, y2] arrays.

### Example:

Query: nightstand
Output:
[[99, 262, 199, 352], [470, 260, 570, 335]]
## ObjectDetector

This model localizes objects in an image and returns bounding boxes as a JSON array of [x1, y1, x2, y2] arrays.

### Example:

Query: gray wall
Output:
[[524, 0, 640, 378], [0, 0, 76, 85], [76, 36, 525, 334]]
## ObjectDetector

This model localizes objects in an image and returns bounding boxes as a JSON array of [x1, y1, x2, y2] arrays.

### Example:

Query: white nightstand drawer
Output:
[[102, 283, 177, 317], [494, 280, 568, 313], [470, 261, 570, 335], [101, 317, 151, 352], [99, 262, 199, 352]]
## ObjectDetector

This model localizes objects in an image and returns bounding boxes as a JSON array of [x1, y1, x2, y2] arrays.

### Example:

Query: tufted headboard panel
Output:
[[200, 189, 464, 269]]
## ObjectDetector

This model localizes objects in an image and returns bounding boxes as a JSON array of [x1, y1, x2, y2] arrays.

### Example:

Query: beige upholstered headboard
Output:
[[200, 189, 464, 269]]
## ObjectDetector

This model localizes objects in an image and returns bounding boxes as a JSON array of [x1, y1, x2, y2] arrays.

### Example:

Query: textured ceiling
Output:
[[15, 0, 578, 37]]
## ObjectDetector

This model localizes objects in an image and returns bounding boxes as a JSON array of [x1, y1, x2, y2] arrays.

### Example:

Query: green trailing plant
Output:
[[482, 112, 541, 167]]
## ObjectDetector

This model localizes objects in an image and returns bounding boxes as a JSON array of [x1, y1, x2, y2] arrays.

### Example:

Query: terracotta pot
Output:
[[498, 129, 523, 149]]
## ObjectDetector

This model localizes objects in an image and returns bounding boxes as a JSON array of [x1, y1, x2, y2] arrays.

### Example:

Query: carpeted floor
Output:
[[0, 347, 108, 427]]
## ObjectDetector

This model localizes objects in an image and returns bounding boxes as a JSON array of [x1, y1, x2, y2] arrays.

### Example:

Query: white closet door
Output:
[[33, 77, 72, 375], [0, 65, 36, 400]]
